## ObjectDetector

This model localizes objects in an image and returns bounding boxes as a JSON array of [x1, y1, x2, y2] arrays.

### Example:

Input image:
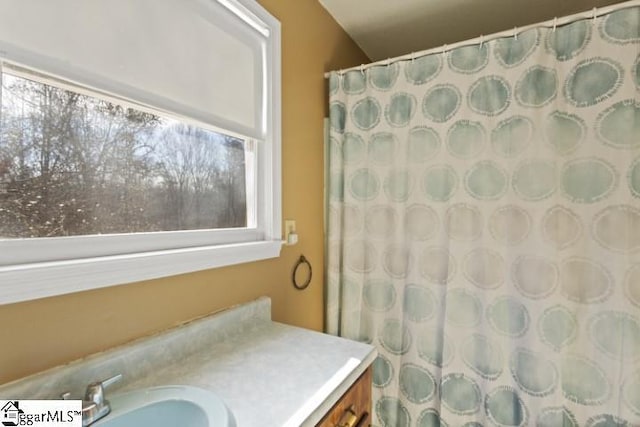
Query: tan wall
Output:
[[0, 0, 368, 385]]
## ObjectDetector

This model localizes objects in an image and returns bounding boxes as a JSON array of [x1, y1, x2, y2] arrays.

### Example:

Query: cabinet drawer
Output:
[[316, 367, 372, 427]]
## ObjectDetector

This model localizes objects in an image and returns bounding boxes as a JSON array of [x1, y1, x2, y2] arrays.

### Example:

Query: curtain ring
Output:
[[410, 52, 416, 63], [513, 26, 519, 40], [292, 255, 312, 290], [386, 58, 391, 68], [360, 64, 365, 75], [442, 44, 448, 56], [479, 35, 484, 49], [592, 7, 598, 22], [553, 17, 558, 32]]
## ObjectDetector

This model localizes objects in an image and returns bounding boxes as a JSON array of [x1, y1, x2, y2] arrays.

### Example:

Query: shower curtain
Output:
[[326, 5, 640, 427]]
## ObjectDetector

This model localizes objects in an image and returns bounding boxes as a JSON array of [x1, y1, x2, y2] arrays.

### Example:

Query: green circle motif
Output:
[[487, 296, 529, 337], [422, 84, 462, 123], [445, 288, 482, 327], [460, 333, 504, 380], [363, 280, 396, 312], [403, 285, 437, 322], [485, 386, 529, 427], [445, 203, 483, 241], [405, 55, 442, 85], [588, 311, 640, 360], [546, 20, 592, 61], [349, 168, 379, 201], [329, 172, 344, 201], [384, 169, 412, 202], [561, 355, 610, 405], [329, 102, 346, 133], [372, 354, 394, 388], [561, 157, 617, 203], [351, 97, 381, 131], [365, 205, 396, 238], [491, 116, 533, 158], [376, 397, 411, 427], [463, 247, 505, 289], [494, 29, 539, 67], [447, 120, 486, 159], [423, 164, 458, 202], [597, 100, 640, 149], [379, 318, 412, 355], [385, 92, 417, 127], [329, 73, 340, 94], [536, 407, 578, 427], [509, 347, 558, 397], [513, 159, 557, 201], [600, 8, 640, 44], [383, 245, 412, 278], [465, 160, 508, 200], [468, 76, 511, 116], [627, 157, 640, 197], [448, 44, 489, 74], [408, 127, 441, 162], [560, 158, 618, 203], [512, 255, 558, 299], [368, 63, 400, 91], [538, 305, 578, 352], [440, 373, 482, 415], [417, 409, 448, 427], [417, 328, 454, 367], [560, 257, 613, 304], [592, 205, 640, 253], [545, 111, 586, 155], [342, 70, 366, 94], [404, 204, 438, 241], [420, 246, 456, 285], [585, 414, 629, 427], [345, 240, 377, 273], [369, 132, 397, 165], [515, 66, 558, 107], [399, 364, 437, 404], [564, 58, 623, 108], [342, 133, 365, 164]]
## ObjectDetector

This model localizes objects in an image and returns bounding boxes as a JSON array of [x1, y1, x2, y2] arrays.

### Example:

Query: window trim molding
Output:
[[0, 0, 282, 305]]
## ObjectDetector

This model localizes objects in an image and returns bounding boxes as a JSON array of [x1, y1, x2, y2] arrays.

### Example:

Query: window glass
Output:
[[0, 72, 253, 239]]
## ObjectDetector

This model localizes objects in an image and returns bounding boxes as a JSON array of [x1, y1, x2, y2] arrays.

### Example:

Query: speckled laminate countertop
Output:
[[0, 297, 376, 426]]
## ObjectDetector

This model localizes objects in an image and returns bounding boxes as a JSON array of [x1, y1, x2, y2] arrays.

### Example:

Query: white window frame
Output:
[[0, 0, 282, 305]]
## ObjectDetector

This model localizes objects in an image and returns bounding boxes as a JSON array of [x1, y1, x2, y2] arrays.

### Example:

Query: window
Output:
[[0, 0, 282, 304]]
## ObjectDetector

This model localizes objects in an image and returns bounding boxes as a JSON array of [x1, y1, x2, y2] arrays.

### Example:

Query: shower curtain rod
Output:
[[324, 0, 640, 78]]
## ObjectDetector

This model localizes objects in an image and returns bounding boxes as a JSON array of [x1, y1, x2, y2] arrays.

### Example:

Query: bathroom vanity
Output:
[[0, 297, 376, 426]]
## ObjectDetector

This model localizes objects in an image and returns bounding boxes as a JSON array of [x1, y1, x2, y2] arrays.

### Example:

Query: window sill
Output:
[[0, 240, 284, 305]]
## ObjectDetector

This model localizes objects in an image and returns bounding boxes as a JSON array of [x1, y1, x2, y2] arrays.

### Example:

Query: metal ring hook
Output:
[[592, 7, 598, 22], [386, 58, 391, 68], [479, 35, 484, 49], [553, 17, 558, 32], [442, 44, 448, 56], [513, 26, 519, 40], [360, 64, 365, 75], [292, 255, 312, 290], [410, 51, 416, 63]]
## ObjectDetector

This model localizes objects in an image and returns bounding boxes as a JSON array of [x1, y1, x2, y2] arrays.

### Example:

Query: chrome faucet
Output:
[[61, 374, 122, 426]]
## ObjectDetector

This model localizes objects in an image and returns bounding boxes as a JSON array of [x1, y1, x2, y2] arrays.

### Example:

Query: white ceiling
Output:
[[319, 0, 627, 61]]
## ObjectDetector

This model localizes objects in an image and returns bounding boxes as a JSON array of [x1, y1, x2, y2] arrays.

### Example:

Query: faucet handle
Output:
[[85, 374, 123, 404]]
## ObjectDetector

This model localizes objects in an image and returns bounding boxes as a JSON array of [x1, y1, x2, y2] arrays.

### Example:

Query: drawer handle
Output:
[[337, 406, 368, 427]]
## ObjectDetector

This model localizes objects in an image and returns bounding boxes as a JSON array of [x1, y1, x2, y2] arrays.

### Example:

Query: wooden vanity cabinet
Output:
[[316, 366, 372, 427]]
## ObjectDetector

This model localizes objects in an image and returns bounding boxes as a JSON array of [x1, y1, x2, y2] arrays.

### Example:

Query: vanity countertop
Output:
[[0, 297, 376, 427]]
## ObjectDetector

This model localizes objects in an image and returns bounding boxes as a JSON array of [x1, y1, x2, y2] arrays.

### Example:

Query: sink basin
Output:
[[93, 385, 236, 427]]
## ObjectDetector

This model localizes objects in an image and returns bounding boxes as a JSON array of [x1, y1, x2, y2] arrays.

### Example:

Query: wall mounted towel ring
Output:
[[292, 255, 312, 290]]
